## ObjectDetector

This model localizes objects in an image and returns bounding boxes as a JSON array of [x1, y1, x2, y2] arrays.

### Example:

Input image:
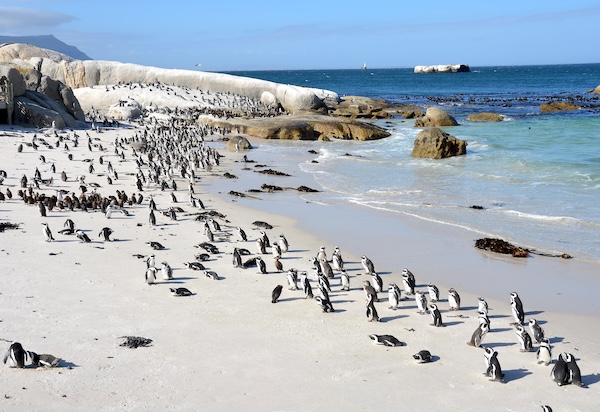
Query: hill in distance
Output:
[[0, 34, 91, 60]]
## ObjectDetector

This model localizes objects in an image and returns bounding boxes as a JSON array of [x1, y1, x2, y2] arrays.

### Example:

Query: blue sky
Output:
[[1, 1, 599, 71]]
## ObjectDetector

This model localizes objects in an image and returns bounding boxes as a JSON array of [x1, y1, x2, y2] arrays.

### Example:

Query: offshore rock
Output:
[[414, 106, 459, 127], [412, 127, 467, 159], [414, 64, 470, 74], [330, 96, 393, 119], [540, 101, 581, 112], [201, 114, 391, 141], [475, 238, 529, 258], [466, 112, 505, 122], [226, 135, 252, 151]]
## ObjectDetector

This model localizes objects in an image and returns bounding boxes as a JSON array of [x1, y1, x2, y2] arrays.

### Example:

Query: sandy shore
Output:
[[0, 124, 598, 412]]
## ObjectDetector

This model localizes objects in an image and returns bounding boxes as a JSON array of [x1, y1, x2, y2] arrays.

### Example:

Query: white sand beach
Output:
[[1, 122, 598, 412]]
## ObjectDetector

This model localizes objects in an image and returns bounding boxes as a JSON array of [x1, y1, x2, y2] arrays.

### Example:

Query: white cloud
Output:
[[0, 7, 75, 31]]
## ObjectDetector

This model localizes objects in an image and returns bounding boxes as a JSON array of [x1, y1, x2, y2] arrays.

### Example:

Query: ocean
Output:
[[225, 65, 600, 263]]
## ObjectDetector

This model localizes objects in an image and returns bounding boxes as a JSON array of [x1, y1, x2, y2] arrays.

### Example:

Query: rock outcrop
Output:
[[412, 127, 467, 159], [201, 115, 391, 141], [329, 96, 393, 119], [226, 135, 252, 151], [414, 107, 458, 127], [590, 85, 600, 94], [106, 99, 142, 120], [540, 101, 581, 112], [467, 112, 505, 122], [414, 64, 470, 74], [0, 43, 337, 114]]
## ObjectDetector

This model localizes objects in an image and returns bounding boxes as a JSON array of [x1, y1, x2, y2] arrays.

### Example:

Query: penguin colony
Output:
[[0, 100, 591, 410]]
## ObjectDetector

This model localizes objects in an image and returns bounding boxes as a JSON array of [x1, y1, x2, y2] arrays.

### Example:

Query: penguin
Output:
[[510, 292, 525, 325], [478, 297, 489, 315], [287, 269, 299, 290], [401, 269, 416, 295], [361, 255, 375, 275], [146, 254, 156, 269], [332, 252, 343, 272], [315, 296, 334, 312], [413, 350, 432, 363], [366, 293, 380, 322], [204, 226, 214, 242], [76, 230, 91, 243], [415, 290, 428, 314], [38, 201, 47, 217], [256, 256, 267, 274], [209, 218, 221, 232], [236, 227, 247, 241], [515, 325, 533, 352], [318, 273, 331, 292], [256, 237, 266, 254], [427, 283, 440, 302], [388, 283, 401, 309], [42, 222, 54, 242], [301, 272, 313, 299], [541, 407, 553, 412], [37, 354, 62, 368], [316, 246, 327, 262], [467, 322, 490, 347], [170, 287, 192, 297], [145, 267, 157, 285], [551, 353, 570, 386], [184, 262, 205, 271], [149, 209, 156, 226], [340, 270, 350, 291], [363, 280, 378, 302], [368, 334, 406, 347], [260, 231, 270, 248], [271, 285, 283, 303], [278, 234, 289, 253], [528, 319, 545, 343], [161, 261, 173, 280], [273, 256, 283, 272], [204, 270, 219, 280], [483, 347, 505, 383], [318, 283, 330, 301], [232, 248, 243, 268], [271, 241, 282, 258], [478, 311, 491, 328], [99, 227, 113, 242], [320, 258, 334, 279], [371, 272, 383, 294], [429, 303, 444, 327], [3, 342, 24, 368], [536, 338, 552, 366], [564, 352, 586, 387], [448, 288, 461, 311]]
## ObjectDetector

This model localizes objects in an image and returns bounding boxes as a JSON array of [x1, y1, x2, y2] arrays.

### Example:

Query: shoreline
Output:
[[0, 124, 598, 411]]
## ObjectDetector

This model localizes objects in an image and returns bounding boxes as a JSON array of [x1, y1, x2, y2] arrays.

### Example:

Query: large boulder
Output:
[[13, 90, 84, 128], [540, 101, 581, 112], [412, 127, 467, 159], [414, 107, 458, 127], [201, 114, 391, 141], [467, 112, 505, 122], [0, 65, 26, 96], [226, 135, 252, 151], [107, 99, 142, 120], [589, 85, 600, 94], [0, 43, 337, 114], [330, 96, 393, 119]]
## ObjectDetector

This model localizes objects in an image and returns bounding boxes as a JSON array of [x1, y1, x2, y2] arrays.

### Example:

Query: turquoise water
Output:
[[225, 65, 600, 261]]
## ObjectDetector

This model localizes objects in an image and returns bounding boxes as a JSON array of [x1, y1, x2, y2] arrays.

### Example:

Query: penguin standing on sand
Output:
[[271, 285, 283, 303], [484, 347, 505, 383], [236, 227, 247, 242], [510, 292, 525, 325], [415, 290, 428, 314], [315, 296, 334, 312], [366, 293, 380, 322], [429, 303, 444, 327], [401, 269, 416, 295], [536, 338, 552, 366], [448, 288, 461, 310], [332, 248, 343, 272], [478, 297, 489, 315], [260, 231, 270, 248], [38, 201, 47, 217], [361, 255, 375, 275], [427, 283, 440, 302], [320, 258, 334, 279], [515, 325, 533, 352], [76, 230, 91, 243], [146, 254, 156, 269], [287, 269, 299, 290], [99, 227, 114, 242], [551, 353, 570, 386], [278, 234, 289, 253], [256, 237, 266, 254], [273, 256, 283, 272], [340, 270, 350, 291], [145, 267, 157, 285], [388, 283, 401, 309], [42, 222, 54, 242], [149, 209, 156, 226], [316, 246, 327, 262], [272, 241, 281, 258], [255, 256, 267, 274], [467, 322, 490, 347], [301, 272, 313, 299], [363, 280, 378, 303], [564, 353, 586, 387], [161, 261, 173, 280], [371, 272, 383, 294], [232, 248, 242, 268], [528, 319, 545, 343]]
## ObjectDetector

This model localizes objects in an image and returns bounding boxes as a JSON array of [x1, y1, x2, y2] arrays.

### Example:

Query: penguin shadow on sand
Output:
[[459, 305, 479, 311], [582, 373, 600, 387], [276, 296, 304, 303], [502, 368, 532, 383], [482, 341, 516, 348], [381, 314, 408, 322], [490, 327, 514, 333], [525, 310, 545, 316], [442, 320, 465, 327]]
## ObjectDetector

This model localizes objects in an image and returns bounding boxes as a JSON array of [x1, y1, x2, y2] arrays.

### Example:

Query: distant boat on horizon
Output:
[[361, 62, 367, 70]]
